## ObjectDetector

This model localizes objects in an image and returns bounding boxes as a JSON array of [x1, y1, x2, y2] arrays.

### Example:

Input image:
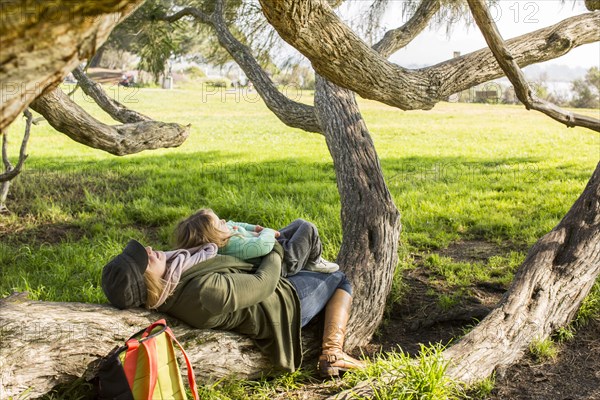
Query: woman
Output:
[[101, 238, 364, 377]]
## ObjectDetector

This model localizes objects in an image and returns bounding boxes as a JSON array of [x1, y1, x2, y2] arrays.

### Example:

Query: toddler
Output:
[[174, 209, 339, 277]]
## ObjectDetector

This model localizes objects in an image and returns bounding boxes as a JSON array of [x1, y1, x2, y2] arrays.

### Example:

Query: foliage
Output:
[[184, 66, 207, 79], [341, 344, 465, 400], [466, 374, 496, 399], [528, 338, 558, 362], [100, 0, 210, 82], [570, 67, 600, 109], [201, 77, 232, 88], [574, 281, 600, 327]]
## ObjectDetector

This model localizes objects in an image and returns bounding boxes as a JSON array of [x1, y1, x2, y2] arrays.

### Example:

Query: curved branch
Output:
[[30, 88, 189, 156], [373, 0, 441, 58], [161, 6, 212, 24], [259, 0, 599, 116], [71, 67, 151, 124], [160, 6, 322, 133], [465, 0, 599, 131], [0, 110, 31, 183]]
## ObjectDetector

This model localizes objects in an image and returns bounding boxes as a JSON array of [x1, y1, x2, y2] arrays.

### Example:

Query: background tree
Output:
[[571, 66, 600, 109]]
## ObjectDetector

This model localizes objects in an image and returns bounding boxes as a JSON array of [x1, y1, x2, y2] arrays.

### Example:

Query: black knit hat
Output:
[[101, 239, 149, 309]]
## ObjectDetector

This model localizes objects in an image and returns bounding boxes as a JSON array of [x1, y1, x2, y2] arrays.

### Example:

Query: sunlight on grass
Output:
[[341, 344, 464, 400], [1, 87, 598, 306], [528, 338, 559, 363]]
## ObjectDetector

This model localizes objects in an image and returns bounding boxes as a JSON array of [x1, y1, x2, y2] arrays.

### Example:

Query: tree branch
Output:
[[71, 66, 152, 124], [161, 5, 322, 134], [30, 88, 189, 156], [465, 0, 599, 131], [0, 110, 32, 183], [259, 0, 599, 120], [372, 0, 441, 58], [160, 6, 212, 24]]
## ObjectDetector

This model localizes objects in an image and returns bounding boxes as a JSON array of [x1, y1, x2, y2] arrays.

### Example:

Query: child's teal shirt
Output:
[[218, 220, 277, 260]]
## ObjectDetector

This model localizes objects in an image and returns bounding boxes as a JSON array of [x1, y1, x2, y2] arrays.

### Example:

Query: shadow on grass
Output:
[[0, 152, 594, 302]]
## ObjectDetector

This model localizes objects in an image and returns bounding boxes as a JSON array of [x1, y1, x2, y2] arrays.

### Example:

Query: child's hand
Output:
[[274, 230, 280, 238], [254, 225, 264, 233]]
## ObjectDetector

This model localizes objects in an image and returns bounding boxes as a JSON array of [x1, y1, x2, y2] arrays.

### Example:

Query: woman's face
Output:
[[145, 246, 167, 278]]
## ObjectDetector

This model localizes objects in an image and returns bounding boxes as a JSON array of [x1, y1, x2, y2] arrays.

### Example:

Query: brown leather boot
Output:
[[318, 289, 365, 378]]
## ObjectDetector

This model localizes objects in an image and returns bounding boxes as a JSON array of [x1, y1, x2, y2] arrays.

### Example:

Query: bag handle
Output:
[[164, 326, 199, 400], [123, 337, 158, 400], [123, 339, 140, 390], [141, 337, 159, 400]]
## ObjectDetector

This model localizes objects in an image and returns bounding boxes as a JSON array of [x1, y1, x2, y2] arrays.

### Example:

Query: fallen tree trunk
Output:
[[0, 292, 319, 399]]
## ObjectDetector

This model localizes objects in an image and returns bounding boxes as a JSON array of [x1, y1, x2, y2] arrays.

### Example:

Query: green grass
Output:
[[341, 344, 464, 399], [1, 86, 597, 303], [1, 85, 598, 397], [466, 374, 496, 399], [528, 338, 559, 363]]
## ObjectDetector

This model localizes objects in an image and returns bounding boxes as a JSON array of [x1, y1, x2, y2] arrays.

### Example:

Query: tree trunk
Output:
[[0, 0, 145, 130], [314, 76, 401, 349], [0, 292, 320, 399]]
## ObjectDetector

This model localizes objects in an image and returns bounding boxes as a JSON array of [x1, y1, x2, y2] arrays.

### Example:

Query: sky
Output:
[[339, 0, 599, 70]]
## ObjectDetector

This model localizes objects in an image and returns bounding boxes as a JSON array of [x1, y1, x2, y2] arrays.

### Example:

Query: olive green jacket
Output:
[[158, 243, 302, 371]]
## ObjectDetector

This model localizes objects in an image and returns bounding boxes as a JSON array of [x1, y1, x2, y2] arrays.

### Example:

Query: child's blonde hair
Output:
[[144, 270, 166, 309], [175, 208, 232, 249]]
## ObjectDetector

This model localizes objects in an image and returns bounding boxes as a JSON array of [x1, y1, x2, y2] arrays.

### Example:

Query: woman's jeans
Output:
[[287, 270, 352, 327]]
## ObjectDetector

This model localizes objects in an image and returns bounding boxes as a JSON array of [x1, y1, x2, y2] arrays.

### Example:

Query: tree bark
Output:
[[0, 0, 145, 131], [314, 75, 401, 349], [30, 87, 189, 156], [0, 292, 320, 399], [372, 0, 441, 58], [259, 0, 599, 111]]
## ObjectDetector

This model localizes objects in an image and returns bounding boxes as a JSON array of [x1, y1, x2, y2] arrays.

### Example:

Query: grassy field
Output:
[[1, 85, 598, 303], [0, 85, 598, 397]]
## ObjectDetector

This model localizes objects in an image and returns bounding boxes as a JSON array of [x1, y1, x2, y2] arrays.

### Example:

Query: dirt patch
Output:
[[488, 319, 600, 400], [438, 239, 522, 263], [0, 222, 85, 245], [440, 239, 501, 262], [367, 267, 504, 357]]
